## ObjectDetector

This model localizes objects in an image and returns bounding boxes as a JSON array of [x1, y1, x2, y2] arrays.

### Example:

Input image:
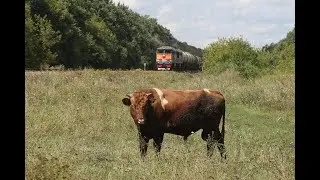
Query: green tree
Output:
[[25, 2, 61, 69], [26, 0, 204, 70], [84, 15, 118, 68]]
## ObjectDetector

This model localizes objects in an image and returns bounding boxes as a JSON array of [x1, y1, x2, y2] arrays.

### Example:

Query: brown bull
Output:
[[121, 88, 226, 159]]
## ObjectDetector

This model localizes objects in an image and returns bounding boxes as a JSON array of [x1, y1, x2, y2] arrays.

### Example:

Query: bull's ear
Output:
[[122, 97, 131, 106], [147, 93, 155, 103]]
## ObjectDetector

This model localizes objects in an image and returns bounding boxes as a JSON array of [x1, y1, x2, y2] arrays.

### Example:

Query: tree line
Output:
[[25, 0, 202, 70], [25, 0, 294, 77]]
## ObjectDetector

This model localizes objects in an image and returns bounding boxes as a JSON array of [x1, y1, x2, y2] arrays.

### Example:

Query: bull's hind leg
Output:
[[207, 131, 218, 157], [138, 133, 150, 158], [202, 130, 217, 157], [202, 129, 226, 159], [214, 130, 227, 160]]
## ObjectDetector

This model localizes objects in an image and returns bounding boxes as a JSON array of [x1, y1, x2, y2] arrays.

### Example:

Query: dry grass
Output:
[[25, 69, 294, 179]]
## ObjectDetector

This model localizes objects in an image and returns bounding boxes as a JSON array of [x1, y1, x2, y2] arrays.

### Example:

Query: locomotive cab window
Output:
[[157, 49, 172, 54], [157, 49, 165, 53]]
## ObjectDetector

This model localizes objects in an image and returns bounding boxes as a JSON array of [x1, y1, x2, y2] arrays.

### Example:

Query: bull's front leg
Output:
[[138, 132, 149, 158], [153, 133, 164, 155]]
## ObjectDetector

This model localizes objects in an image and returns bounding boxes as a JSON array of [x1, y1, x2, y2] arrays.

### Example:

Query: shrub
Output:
[[203, 36, 260, 78]]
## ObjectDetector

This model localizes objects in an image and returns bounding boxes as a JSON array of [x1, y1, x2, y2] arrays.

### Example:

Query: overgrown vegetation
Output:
[[25, 0, 202, 70], [203, 37, 260, 78], [26, 70, 294, 179], [203, 28, 295, 78]]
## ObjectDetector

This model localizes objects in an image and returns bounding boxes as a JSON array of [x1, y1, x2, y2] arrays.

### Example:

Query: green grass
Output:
[[25, 69, 294, 180]]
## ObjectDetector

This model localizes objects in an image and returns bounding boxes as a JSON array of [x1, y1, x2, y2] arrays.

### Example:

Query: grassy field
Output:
[[25, 69, 295, 180]]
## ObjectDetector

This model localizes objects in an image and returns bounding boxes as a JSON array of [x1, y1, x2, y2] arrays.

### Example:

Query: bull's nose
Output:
[[137, 118, 145, 124]]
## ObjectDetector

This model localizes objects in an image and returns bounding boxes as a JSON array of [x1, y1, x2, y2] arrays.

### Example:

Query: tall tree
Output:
[[25, 2, 61, 69]]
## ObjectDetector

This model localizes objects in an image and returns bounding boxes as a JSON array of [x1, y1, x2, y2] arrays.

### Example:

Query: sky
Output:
[[112, 0, 295, 49]]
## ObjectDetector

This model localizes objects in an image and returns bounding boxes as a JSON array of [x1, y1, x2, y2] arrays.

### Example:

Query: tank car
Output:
[[155, 46, 202, 71]]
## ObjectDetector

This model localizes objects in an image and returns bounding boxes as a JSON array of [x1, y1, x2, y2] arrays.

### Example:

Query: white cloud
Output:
[[158, 5, 172, 16], [111, 0, 295, 49], [249, 24, 277, 34]]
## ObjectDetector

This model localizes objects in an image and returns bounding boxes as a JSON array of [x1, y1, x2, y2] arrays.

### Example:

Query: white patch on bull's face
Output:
[[203, 88, 210, 93], [153, 88, 168, 110]]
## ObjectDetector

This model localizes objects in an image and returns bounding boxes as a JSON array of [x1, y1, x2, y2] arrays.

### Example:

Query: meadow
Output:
[[25, 69, 295, 180]]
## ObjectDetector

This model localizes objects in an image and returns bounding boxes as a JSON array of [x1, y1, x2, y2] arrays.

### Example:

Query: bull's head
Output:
[[122, 92, 155, 125]]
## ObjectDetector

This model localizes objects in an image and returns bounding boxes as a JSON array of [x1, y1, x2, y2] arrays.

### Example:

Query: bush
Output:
[[257, 28, 295, 74], [203, 36, 260, 78]]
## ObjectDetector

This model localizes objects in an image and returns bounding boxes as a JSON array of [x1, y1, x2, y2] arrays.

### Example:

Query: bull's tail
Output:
[[221, 104, 225, 141]]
